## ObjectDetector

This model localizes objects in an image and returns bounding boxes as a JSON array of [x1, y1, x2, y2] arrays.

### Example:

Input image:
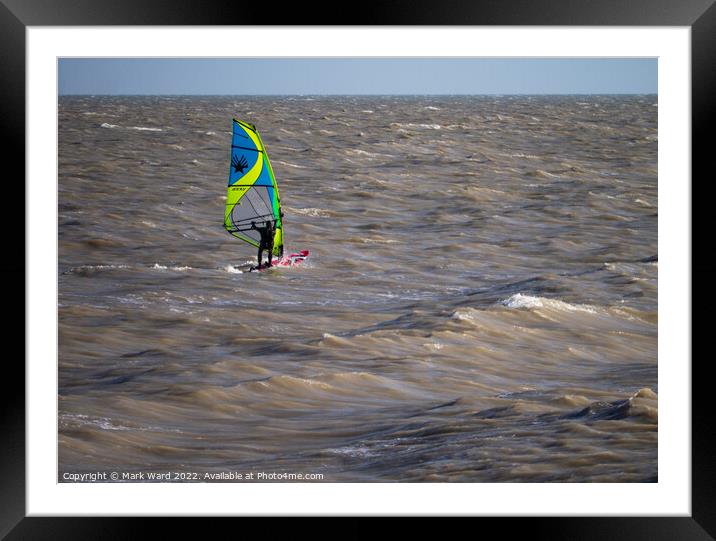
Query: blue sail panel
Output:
[[228, 120, 262, 186], [253, 156, 275, 187]]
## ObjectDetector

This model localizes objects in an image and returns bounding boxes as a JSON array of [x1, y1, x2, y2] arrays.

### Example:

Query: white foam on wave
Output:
[[347, 149, 395, 159], [224, 265, 243, 274], [391, 122, 442, 130], [329, 445, 376, 458], [534, 169, 560, 178], [60, 413, 181, 433], [100, 123, 163, 132], [500, 293, 597, 313], [287, 206, 329, 217], [415, 123, 442, 130], [92, 264, 129, 270], [362, 237, 397, 244], [66, 264, 130, 274], [151, 263, 191, 271], [588, 191, 616, 199], [60, 413, 131, 431], [452, 307, 482, 322], [274, 160, 307, 169]]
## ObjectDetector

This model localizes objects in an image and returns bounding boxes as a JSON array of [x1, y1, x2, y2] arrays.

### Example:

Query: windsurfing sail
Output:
[[224, 119, 284, 256]]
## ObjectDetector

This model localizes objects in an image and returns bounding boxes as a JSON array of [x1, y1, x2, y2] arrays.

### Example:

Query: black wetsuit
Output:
[[252, 221, 275, 268]]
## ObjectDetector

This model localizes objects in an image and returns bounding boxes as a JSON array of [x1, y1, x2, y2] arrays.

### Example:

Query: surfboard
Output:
[[248, 250, 310, 272]]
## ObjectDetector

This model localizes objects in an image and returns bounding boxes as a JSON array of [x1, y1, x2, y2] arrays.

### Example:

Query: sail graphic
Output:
[[224, 119, 283, 255]]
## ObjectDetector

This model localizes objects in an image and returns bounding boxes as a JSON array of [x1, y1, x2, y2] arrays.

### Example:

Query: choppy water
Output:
[[58, 95, 657, 482]]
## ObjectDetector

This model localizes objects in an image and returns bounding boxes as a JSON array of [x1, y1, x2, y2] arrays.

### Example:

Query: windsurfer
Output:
[[251, 220, 275, 268]]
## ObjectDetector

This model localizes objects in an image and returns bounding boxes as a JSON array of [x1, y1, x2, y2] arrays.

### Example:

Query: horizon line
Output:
[[58, 92, 659, 97]]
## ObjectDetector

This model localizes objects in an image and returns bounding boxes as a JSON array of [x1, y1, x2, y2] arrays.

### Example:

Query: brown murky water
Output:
[[58, 95, 657, 482]]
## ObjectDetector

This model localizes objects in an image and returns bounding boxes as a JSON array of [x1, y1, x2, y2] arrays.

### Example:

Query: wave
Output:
[[151, 264, 191, 271], [559, 388, 657, 422], [60, 413, 133, 431], [390, 122, 442, 130], [99, 123, 163, 132], [489, 388, 657, 424], [327, 445, 378, 458], [65, 263, 195, 275], [273, 160, 308, 169], [60, 413, 181, 433], [526, 169, 561, 179], [286, 206, 330, 217], [361, 237, 398, 244], [509, 152, 540, 159], [499, 293, 597, 313], [62, 264, 130, 275], [346, 149, 395, 159], [451, 307, 482, 322]]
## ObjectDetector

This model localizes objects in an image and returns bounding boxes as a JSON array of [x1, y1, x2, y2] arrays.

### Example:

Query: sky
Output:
[[58, 58, 657, 95]]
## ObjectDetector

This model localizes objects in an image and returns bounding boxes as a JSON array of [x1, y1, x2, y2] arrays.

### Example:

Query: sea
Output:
[[58, 95, 658, 482]]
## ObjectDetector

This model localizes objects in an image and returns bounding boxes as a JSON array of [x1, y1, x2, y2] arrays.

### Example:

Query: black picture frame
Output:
[[3, 0, 711, 536]]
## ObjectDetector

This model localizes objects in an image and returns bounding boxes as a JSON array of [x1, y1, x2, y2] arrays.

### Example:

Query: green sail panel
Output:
[[224, 119, 283, 255]]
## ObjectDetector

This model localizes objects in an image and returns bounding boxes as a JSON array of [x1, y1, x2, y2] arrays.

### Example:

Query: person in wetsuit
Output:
[[251, 219, 275, 268]]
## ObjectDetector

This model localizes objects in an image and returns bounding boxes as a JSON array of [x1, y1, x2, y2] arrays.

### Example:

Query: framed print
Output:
[[3, 0, 711, 536]]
